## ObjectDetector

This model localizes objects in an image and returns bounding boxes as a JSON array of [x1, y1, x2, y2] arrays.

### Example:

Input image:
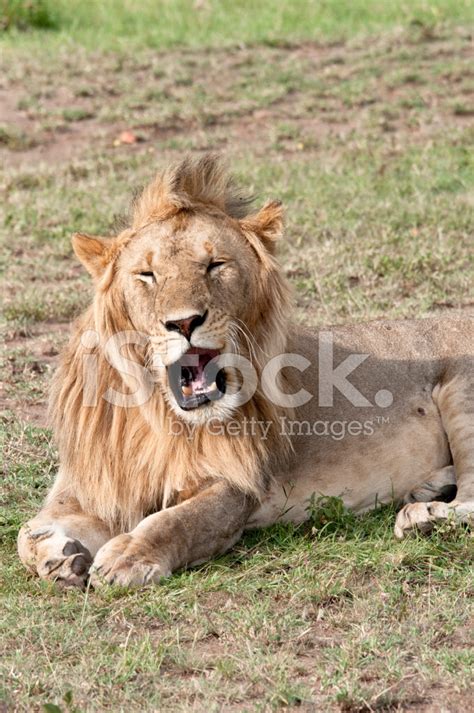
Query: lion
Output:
[[18, 154, 474, 589]]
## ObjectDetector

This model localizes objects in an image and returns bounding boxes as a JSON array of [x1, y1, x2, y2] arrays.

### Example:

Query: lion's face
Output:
[[114, 211, 262, 422], [73, 157, 288, 426]]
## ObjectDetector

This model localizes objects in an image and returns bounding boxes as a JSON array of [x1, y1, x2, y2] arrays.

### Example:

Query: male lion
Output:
[[18, 154, 474, 588]]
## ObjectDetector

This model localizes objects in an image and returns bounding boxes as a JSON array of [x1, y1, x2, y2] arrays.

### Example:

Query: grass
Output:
[[0, 0, 473, 49], [0, 124, 38, 150], [1, 423, 473, 711], [0, 0, 57, 31], [1, 2, 474, 711]]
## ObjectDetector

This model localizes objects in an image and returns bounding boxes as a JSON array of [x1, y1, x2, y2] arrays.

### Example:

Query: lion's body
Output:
[[18, 155, 474, 588], [249, 314, 473, 527]]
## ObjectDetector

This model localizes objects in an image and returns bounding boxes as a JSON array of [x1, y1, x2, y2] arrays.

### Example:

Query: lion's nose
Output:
[[164, 310, 208, 340]]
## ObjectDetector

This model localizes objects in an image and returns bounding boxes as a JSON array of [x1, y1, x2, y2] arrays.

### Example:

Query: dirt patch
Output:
[[1, 32, 472, 168], [413, 690, 474, 712], [0, 321, 67, 427]]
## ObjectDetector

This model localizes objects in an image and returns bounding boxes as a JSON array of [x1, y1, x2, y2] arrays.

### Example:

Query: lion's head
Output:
[[72, 154, 291, 425]]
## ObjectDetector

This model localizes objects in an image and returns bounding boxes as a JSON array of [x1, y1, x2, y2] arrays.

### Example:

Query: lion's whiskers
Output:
[[229, 321, 258, 365], [232, 316, 272, 360]]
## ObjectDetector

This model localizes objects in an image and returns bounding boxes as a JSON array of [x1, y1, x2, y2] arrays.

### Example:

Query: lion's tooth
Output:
[[182, 385, 193, 396]]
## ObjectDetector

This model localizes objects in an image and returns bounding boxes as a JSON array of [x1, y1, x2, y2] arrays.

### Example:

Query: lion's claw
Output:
[[90, 534, 170, 588]]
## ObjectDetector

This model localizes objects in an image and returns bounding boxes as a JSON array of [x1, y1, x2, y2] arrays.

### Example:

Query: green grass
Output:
[[0, 0, 57, 31], [0, 124, 38, 150], [1, 3, 474, 711], [1, 433, 473, 710], [1, 0, 474, 49]]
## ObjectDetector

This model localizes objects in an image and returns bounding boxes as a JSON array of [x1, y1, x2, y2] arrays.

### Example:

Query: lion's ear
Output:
[[72, 233, 119, 278], [240, 200, 284, 255]]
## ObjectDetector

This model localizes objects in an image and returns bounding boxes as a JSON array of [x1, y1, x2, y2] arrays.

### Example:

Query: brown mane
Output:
[[48, 156, 292, 533], [132, 153, 256, 227]]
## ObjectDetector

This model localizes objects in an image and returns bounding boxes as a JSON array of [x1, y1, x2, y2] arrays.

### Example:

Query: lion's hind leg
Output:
[[403, 465, 457, 505], [395, 373, 474, 539], [18, 495, 111, 589]]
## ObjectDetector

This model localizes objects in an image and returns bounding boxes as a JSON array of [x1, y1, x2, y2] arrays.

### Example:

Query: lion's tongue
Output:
[[182, 367, 210, 396], [181, 350, 219, 397]]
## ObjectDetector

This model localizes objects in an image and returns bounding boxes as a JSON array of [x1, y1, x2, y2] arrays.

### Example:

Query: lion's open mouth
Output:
[[167, 347, 226, 410]]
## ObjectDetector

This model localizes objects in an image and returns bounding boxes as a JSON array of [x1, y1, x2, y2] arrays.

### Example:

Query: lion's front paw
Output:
[[90, 534, 170, 588], [18, 523, 92, 589]]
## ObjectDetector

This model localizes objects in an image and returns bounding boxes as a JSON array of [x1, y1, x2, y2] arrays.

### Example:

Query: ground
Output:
[[1, 5, 474, 712]]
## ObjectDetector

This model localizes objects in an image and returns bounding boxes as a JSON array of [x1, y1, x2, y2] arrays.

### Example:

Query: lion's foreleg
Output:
[[395, 374, 474, 538], [18, 493, 111, 588], [90, 481, 255, 588]]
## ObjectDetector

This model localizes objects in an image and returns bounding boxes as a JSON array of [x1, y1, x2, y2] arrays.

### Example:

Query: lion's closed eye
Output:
[[137, 271, 156, 284], [207, 260, 226, 273]]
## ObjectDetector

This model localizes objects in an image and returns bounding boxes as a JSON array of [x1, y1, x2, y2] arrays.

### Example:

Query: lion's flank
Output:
[[132, 153, 255, 228]]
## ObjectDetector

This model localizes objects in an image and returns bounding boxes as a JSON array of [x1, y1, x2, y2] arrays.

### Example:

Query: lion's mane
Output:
[[49, 156, 292, 532]]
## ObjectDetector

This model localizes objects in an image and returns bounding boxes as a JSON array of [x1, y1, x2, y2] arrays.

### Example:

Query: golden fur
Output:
[[48, 155, 291, 533]]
